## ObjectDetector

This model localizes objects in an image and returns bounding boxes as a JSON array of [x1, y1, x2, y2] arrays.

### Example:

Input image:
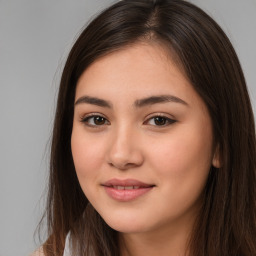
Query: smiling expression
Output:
[[71, 43, 219, 235]]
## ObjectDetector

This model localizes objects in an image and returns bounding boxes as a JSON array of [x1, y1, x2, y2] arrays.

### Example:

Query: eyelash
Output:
[[80, 114, 110, 127], [80, 113, 176, 127], [144, 114, 176, 126]]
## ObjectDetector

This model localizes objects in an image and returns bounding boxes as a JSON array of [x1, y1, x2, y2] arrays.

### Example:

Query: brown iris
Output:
[[154, 116, 167, 126], [94, 116, 106, 125]]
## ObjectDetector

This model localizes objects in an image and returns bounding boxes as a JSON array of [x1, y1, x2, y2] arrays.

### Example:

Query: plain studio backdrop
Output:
[[0, 1, 255, 255]]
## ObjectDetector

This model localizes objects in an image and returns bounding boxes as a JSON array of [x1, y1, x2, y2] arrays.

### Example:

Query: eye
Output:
[[80, 114, 109, 127], [145, 115, 176, 126]]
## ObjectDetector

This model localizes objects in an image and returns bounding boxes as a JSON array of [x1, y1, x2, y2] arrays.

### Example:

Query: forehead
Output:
[[75, 43, 203, 109]]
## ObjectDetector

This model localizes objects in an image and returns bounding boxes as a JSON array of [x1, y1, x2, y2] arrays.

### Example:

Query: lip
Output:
[[102, 179, 155, 202], [103, 178, 154, 188]]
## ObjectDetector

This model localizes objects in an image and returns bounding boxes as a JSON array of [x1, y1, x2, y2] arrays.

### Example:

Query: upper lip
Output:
[[103, 179, 155, 188]]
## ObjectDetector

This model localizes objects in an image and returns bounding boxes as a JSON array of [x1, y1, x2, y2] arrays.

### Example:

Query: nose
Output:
[[106, 126, 144, 170]]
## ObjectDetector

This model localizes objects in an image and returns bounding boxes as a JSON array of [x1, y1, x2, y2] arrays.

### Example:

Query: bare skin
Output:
[[71, 42, 220, 256]]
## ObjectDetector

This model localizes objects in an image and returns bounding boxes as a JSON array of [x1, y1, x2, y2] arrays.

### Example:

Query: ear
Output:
[[212, 144, 221, 168]]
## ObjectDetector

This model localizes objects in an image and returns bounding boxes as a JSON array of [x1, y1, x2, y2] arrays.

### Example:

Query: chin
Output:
[[106, 220, 147, 234], [100, 212, 149, 233]]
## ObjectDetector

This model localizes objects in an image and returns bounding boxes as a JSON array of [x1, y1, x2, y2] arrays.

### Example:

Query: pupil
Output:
[[94, 116, 105, 125], [155, 117, 166, 125]]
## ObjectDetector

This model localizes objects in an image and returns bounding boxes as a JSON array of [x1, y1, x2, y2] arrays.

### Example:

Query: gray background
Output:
[[0, 1, 255, 256]]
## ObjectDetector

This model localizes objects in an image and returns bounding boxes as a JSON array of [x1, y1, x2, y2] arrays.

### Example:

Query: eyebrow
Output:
[[74, 94, 188, 108], [75, 96, 112, 108], [134, 95, 188, 107]]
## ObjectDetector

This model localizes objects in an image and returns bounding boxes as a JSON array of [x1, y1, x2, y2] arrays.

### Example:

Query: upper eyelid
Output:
[[80, 112, 108, 120], [79, 112, 176, 122], [145, 116, 176, 123], [145, 112, 176, 120], [143, 113, 177, 126], [80, 115, 110, 127], [79, 113, 110, 124]]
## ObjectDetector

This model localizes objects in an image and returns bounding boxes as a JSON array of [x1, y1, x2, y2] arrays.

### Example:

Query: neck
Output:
[[119, 216, 195, 256]]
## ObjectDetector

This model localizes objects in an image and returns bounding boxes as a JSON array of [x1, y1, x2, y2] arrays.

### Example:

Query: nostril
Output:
[[108, 161, 139, 170]]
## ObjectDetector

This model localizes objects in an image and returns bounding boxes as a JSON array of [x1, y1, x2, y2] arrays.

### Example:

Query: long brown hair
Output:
[[41, 0, 256, 255]]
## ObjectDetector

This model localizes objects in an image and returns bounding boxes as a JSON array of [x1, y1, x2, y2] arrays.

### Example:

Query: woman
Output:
[[34, 0, 256, 255]]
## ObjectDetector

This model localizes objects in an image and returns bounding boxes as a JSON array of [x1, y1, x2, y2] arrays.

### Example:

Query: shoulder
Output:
[[29, 233, 69, 256], [29, 247, 45, 256]]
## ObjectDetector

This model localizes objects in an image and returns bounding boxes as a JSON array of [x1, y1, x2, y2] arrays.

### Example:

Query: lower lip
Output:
[[103, 186, 153, 201]]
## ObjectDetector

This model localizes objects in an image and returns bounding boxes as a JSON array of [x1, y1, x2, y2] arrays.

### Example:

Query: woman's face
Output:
[[71, 43, 219, 235]]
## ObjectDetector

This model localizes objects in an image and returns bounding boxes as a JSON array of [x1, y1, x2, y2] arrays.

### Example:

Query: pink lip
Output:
[[102, 179, 155, 202], [103, 178, 154, 187]]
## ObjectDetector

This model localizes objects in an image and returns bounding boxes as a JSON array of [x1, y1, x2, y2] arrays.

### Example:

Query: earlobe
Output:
[[212, 144, 221, 168]]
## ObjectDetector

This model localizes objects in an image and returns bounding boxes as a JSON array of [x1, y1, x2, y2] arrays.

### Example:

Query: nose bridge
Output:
[[113, 123, 131, 150], [107, 122, 143, 169]]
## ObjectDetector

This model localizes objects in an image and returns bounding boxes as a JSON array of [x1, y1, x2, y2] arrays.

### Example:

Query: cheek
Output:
[[145, 123, 213, 219], [149, 123, 213, 183], [71, 129, 105, 181]]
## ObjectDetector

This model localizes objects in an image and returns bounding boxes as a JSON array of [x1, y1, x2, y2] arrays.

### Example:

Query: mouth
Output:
[[102, 179, 155, 201], [109, 185, 144, 190]]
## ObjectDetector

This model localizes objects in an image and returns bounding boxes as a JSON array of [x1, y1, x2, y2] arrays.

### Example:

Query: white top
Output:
[[30, 234, 71, 256], [63, 233, 71, 256]]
